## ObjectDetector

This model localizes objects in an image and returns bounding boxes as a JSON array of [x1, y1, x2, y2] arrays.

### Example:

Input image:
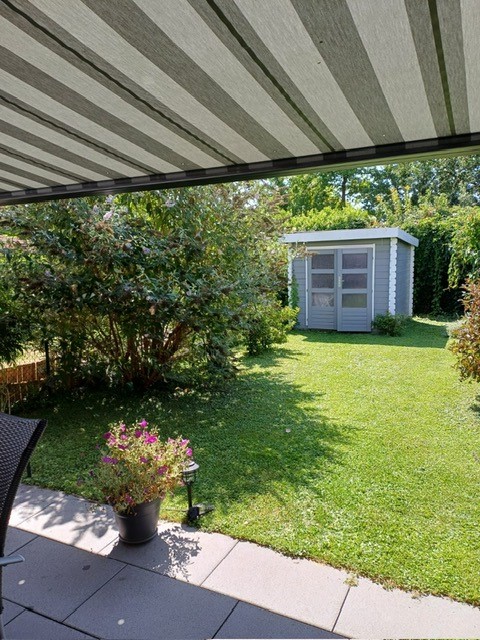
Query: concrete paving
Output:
[[2, 485, 480, 639]]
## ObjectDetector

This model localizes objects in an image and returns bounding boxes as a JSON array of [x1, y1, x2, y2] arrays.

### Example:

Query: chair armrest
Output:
[[0, 554, 24, 567]]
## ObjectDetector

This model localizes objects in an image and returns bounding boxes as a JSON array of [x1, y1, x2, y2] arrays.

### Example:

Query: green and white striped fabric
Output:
[[0, 0, 479, 204]]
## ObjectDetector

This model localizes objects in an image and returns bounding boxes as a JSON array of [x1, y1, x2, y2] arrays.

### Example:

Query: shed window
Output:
[[312, 293, 334, 307], [312, 274, 334, 289], [312, 253, 334, 269], [342, 273, 367, 289], [342, 293, 367, 308], [342, 253, 368, 269]]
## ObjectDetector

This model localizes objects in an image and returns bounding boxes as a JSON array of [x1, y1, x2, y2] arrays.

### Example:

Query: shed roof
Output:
[[283, 228, 419, 247], [0, 1, 479, 206]]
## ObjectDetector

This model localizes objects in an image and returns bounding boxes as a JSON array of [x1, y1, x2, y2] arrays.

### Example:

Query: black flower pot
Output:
[[114, 498, 161, 544]]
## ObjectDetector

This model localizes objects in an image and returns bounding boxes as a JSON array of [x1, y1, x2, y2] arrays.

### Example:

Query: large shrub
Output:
[[0, 185, 287, 388], [372, 312, 407, 336], [449, 280, 480, 382], [245, 297, 298, 356], [402, 215, 458, 315]]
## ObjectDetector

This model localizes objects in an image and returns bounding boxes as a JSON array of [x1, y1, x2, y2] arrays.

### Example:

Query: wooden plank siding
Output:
[[372, 239, 390, 317], [395, 240, 412, 315]]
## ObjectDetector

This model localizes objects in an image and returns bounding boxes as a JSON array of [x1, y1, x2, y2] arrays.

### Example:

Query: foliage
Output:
[[402, 213, 457, 315], [245, 298, 298, 356], [275, 168, 373, 214], [285, 204, 375, 232], [377, 194, 480, 315], [0, 245, 32, 364], [0, 314, 26, 364], [23, 319, 480, 605], [0, 185, 286, 388], [372, 312, 407, 336], [449, 280, 480, 382], [290, 274, 299, 309], [449, 209, 480, 287], [93, 419, 191, 513], [365, 156, 480, 213]]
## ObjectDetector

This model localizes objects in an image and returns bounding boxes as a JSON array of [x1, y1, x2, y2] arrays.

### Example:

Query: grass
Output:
[[21, 318, 480, 605]]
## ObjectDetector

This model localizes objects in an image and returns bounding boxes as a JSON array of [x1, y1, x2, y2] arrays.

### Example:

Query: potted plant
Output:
[[93, 419, 192, 544]]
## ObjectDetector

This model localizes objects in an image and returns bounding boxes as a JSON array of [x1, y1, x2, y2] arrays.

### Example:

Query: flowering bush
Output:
[[93, 420, 192, 513], [449, 279, 480, 382]]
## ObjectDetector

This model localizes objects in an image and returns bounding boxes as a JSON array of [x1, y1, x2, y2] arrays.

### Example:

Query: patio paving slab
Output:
[[213, 601, 345, 639], [203, 540, 350, 632], [14, 491, 118, 553], [2, 599, 25, 625], [10, 484, 62, 526], [103, 521, 237, 585], [65, 563, 238, 640], [5, 610, 97, 639], [334, 576, 480, 639], [5, 526, 36, 555], [3, 535, 125, 621]]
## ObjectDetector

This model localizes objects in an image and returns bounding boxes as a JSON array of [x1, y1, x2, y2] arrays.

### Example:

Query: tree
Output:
[[366, 156, 480, 214], [275, 168, 371, 215], [0, 184, 288, 389]]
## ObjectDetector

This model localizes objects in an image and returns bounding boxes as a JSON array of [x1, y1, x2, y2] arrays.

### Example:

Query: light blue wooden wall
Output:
[[291, 238, 391, 329], [373, 239, 390, 317], [395, 241, 411, 315]]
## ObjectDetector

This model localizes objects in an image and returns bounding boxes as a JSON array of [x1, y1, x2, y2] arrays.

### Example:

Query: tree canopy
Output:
[[0, 183, 292, 387]]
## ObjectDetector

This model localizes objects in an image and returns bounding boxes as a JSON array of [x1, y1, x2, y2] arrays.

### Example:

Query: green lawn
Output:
[[23, 318, 480, 604]]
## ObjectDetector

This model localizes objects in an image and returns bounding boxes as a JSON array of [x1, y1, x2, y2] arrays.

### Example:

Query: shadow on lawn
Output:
[[241, 345, 304, 369], [294, 318, 449, 350], [175, 369, 357, 511], [18, 367, 356, 530]]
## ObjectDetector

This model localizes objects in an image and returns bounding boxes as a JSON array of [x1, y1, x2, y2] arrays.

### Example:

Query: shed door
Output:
[[309, 250, 336, 330], [337, 248, 373, 332]]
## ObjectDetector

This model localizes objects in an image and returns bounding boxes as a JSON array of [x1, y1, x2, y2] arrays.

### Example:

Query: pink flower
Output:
[[181, 439, 189, 447], [117, 444, 127, 450], [134, 429, 143, 438], [157, 466, 168, 475], [145, 434, 158, 444], [140, 456, 148, 463], [125, 494, 133, 504], [120, 434, 127, 440], [103, 432, 113, 440], [186, 448, 193, 457], [102, 456, 118, 465], [139, 419, 148, 428], [119, 424, 126, 432]]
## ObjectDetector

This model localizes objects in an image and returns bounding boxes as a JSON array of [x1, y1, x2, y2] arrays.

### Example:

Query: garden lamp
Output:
[[182, 458, 214, 521]]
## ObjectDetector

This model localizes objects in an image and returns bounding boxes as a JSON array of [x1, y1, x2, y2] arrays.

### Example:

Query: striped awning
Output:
[[1, 0, 479, 205]]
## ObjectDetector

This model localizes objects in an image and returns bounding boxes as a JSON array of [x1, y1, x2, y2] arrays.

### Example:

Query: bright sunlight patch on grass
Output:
[[25, 318, 480, 604]]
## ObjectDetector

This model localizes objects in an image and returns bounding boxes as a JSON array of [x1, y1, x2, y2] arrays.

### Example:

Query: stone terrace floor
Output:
[[2, 484, 480, 639]]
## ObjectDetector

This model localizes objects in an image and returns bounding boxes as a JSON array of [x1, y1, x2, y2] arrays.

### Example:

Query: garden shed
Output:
[[284, 228, 419, 332]]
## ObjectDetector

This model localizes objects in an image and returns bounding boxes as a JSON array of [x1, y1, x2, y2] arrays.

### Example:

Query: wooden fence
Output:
[[0, 360, 47, 409]]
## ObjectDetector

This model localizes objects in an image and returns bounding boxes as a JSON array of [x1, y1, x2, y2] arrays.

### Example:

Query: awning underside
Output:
[[1, 0, 480, 205]]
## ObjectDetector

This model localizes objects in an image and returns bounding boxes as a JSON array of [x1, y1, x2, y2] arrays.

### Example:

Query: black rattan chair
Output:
[[0, 413, 46, 639]]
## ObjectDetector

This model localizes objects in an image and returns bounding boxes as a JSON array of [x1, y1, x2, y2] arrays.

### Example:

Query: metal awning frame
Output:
[[1, 131, 479, 206]]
